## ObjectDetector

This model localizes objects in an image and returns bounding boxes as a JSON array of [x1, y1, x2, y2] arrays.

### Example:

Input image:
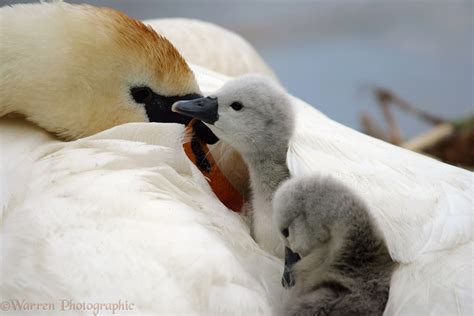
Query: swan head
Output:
[[171, 74, 294, 156], [1, 3, 216, 142]]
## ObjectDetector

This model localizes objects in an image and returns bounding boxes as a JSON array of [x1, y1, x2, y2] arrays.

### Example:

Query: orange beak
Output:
[[183, 120, 245, 213]]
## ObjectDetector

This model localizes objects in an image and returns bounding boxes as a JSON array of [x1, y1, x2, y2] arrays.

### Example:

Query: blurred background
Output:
[[2, 0, 473, 167]]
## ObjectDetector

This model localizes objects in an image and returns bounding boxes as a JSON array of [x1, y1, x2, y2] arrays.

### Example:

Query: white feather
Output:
[[145, 18, 277, 79], [0, 114, 284, 315]]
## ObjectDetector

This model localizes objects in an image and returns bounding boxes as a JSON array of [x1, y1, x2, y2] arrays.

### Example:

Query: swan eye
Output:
[[230, 101, 243, 111], [130, 86, 153, 104], [282, 228, 289, 238]]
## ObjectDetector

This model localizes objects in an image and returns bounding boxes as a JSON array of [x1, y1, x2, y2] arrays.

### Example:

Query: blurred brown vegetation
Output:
[[361, 88, 474, 170]]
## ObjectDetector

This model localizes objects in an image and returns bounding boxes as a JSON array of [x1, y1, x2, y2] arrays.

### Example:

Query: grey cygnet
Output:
[[172, 74, 294, 257], [273, 175, 397, 316]]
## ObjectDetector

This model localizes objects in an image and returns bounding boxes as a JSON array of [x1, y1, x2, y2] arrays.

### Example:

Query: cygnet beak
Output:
[[282, 247, 301, 288], [172, 97, 219, 125]]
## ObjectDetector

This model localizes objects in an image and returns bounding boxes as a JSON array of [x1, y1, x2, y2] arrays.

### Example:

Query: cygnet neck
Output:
[[244, 150, 290, 257], [244, 148, 290, 200]]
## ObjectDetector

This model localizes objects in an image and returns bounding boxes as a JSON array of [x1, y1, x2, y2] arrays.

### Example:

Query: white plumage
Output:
[[1, 65, 472, 315], [1, 100, 284, 315], [145, 18, 277, 80], [0, 4, 472, 314]]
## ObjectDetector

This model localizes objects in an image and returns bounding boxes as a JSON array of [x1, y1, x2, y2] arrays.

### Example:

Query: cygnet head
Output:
[[0, 3, 216, 142], [172, 74, 294, 156], [273, 175, 371, 258]]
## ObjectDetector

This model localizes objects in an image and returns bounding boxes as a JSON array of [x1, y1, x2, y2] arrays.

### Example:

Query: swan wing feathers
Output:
[[1, 65, 472, 315], [287, 97, 473, 315], [145, 18, 277, 79], [1, 117, 283, 314], [0, 118, 58, 218], [386, 243, 473, 315]]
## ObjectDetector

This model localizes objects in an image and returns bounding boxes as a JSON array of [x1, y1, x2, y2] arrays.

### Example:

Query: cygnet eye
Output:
[[130, 86, 153, 104], [230, 101, 243, 111], [282, 228, 289, 238]]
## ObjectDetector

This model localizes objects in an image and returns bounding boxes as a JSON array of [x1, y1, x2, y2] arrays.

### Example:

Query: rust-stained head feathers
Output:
[[96, 6, 197, 95], [0, 3, 201, 139]]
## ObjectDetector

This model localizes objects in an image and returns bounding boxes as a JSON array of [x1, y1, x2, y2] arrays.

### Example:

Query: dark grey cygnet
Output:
[[273, 175, 397, 316]]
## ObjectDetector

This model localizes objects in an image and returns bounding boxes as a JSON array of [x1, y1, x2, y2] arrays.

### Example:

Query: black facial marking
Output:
[[230, 101, 243, 111], [130, 86, 153, 104], [142, 89, 201, 125], [282, 228, 290, 238], [129, 86, 218, 144]]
